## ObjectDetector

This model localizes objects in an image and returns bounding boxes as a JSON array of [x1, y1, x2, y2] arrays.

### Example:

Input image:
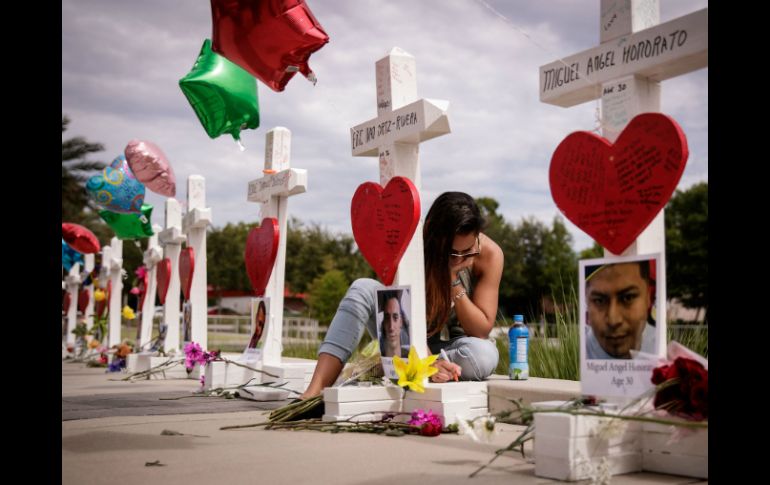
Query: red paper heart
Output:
[[244, 218, 280, 297], [350, 176, 421, 286], [179, 247, 195, 301], [156, 258, 172, 305], [78, 289, 90, 313], [549, 113, 688, 255]]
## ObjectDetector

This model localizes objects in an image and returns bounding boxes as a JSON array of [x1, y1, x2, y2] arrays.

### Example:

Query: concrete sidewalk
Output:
[[62, 361, 707, 485]]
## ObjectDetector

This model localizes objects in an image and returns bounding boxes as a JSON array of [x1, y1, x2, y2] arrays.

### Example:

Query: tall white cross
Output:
[[350, 47, 451, 358], [83, 254, 95, 331], [540, 1, 707, 263], [246, 127, 308, 365], [106, 238, 124, 347], [182, 175, 212, 350], [159, 198, 186, 353], [138, 225, 163, 349], [64, 262, 81, 346]]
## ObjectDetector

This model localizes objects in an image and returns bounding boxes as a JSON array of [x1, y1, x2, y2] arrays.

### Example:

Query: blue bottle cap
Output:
[[513, 314, 524, 323]]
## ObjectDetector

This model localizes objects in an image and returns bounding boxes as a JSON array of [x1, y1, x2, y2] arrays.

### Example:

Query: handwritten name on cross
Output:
[[350, 47, 451, 358], [246, 127, 307, 365]]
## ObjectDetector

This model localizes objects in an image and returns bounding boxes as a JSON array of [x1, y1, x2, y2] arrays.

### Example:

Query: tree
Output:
[[62, 114, 113, 245], [665, 182, 708, 321], [207, 222, 257, 295], [475, 198, 577, 321], [578, 242, 604, 260], [308, 269, 349, 326]]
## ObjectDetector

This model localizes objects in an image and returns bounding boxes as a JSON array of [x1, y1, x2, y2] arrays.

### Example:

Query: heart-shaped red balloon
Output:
[[78, 289, 90, 313], [156, 258, 172, 305], [549, 113, 688, 255], [351, 176, 421, 286], [62, 223, 101, 254], [244, 218, 280, 297], [179, 247, 195, 301]]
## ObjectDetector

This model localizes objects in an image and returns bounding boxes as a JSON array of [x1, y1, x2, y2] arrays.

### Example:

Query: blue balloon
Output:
[[86, 154, 146, 214], [62, 239, 85, 272]]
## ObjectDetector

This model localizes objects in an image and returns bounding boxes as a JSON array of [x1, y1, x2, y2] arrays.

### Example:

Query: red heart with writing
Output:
[[244, 218, 279, 296], [78, 289, 90, 313], [179, 247, 195, 301], [549, 113, 688, 255], [156, 258, 172, 305], [351, 176, 421, 286]]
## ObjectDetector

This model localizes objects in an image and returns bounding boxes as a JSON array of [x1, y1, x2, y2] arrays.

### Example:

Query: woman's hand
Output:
[[449, 257, 474, 282], [430, 359, 462, 382]]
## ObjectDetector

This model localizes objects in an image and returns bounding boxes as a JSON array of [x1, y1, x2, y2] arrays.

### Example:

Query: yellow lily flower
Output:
[[94, 289, 106, 302], [122, 306, 136, 320], [393, 346, 439, 393]]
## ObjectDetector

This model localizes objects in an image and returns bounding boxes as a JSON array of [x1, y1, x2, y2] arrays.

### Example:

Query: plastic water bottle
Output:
[[508, 314, 529, 380]]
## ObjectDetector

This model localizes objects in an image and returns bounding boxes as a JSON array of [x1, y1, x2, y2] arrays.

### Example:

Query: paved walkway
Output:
[[62, 361, 707, 484]]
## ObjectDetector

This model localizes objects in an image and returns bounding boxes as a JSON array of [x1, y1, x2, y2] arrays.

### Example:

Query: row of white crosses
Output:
[[72, 176, 211, 359]]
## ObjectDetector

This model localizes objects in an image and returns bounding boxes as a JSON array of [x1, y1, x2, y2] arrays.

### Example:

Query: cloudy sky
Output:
[[62, 0, 708, 252]]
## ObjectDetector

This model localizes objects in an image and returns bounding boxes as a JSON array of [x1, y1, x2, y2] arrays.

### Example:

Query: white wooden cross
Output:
[[540, 1, 707, 262], [182, 175, 213, 350], [106, 237, 124, 347], [246, 127, 308, 366], [64, 262, 81, 346], [138, 225, 163, 350], [158, 198, 186, 353], [83, 254, 95, 332], [350, 47, 451, 358]]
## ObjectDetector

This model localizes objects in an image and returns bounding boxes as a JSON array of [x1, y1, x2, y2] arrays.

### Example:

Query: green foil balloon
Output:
[[179, 39, 260, 141], [99, 204, 154, 240]]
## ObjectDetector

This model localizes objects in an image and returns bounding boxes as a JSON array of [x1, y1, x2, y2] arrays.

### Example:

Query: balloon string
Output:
[[473, 0, 604, 134]]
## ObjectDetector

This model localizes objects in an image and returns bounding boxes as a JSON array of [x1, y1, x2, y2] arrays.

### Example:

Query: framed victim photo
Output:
[[579, 253, 666, 398], [243, 297, 269, 361], [376, 286, 411, 380]]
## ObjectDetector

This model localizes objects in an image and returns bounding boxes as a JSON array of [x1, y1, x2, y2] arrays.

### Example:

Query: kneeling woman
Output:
[[301, 192, 504, 398]]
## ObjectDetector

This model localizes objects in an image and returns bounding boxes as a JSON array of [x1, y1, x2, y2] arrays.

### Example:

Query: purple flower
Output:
[[184, 342, 204, 363], [408, 409, 443, 437]]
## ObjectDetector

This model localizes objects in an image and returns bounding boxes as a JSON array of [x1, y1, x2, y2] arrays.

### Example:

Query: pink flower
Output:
[[184, 342, 204, 364], [408, 409, 443, 437], [135, 266, 147, 279], [199, 375, 205, 388], [129, 287, 140, 295]]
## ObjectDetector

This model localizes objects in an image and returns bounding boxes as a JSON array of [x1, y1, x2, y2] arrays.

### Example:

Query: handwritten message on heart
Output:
[[351, 176, 420, 286], [244, 218, 279, 297], [156, 258, 172, 305], [179, 248, 195, 301], [549, 113, 688, 255]]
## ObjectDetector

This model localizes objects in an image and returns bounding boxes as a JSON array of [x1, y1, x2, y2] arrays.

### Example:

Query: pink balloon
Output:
[[124, 140, 176, 197]]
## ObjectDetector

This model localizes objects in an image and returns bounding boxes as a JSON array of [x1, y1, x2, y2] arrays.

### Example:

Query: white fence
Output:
[[207, 315, 326, 341]]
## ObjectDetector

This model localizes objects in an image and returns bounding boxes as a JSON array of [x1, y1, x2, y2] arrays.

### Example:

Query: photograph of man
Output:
[[585, 259, 656, 359], [377, 289, 410, 358], [248, 299, 267, 349]]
